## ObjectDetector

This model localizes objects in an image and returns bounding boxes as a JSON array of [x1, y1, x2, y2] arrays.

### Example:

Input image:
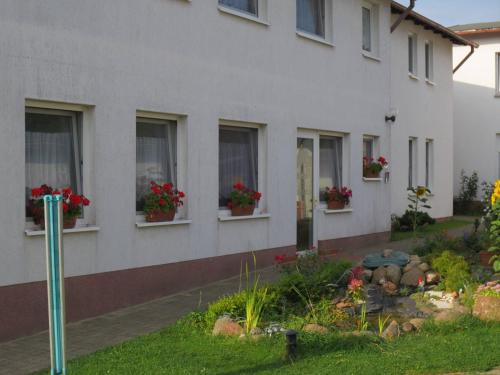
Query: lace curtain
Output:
[[297, 0, 325, 37], [319, 136, 342, 199], [219, 0, 258, 15]]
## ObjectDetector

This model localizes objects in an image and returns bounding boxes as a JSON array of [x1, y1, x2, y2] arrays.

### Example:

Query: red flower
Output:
[[70, 194, 83, 205], [227, 201, 233, 209], [178, 191, 185, 198], [82, 197, 91, 206], [62, 203, 69, 213], [163, 183, 173, 191], [31, 187, 43, 197], [52, 190, 61, 195], [348, 278, 363, 290], [159, 198, 166, 206], [275, 255, 285, 263], [233, 182, 244, 191], [151, 185, 161, 195]]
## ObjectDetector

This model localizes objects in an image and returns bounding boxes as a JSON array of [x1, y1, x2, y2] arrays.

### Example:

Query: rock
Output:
[[303, 323, 328, 334], [383, 281, 398, 295], [409, 255, 421, 263], [418, 263, 430, 272], [385, 264, 402, 285], [372, 266, 387, 284], [361, 269, 373, 283], [382, 249, 394, 258], [434, 309, 466, 322], [401, 322, 414, 333], [473, 296, 500, 321], [425, 271, 440, 285], [213, 317, 244, 336], [382, 320, 400, 339], [409, 318, 426, 331], [250, 327, 263, 336], [401, 267, 425, 287], [403, 261, 420, 273], [336, 301, 353, 309], [365, 284, 384, 313]]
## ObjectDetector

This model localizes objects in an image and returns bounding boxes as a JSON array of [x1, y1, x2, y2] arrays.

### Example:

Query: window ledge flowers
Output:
[[227, 182, 262, 216], [143, 181, 185, 222], [363, 156, 388, 178], [30, 185, 91, 229], [324, 186, 352, 210]]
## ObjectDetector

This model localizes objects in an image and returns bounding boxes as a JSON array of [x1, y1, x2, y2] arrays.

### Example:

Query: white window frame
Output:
[[361, 1, 379, 58], [408, 137, 418, 188], [24, 100, 95, 230], [218, 0, 269, 26], [425, 40, 434, 82], [362, 135, 379, 160], [135, 110, 187, 224], [296, 0, 334, 46], [496, 52, 500, 97], [318, 132, 349, 204], [218, 120, 267, 218], [425, 139, 434, 190], [408, 33, 418, 77]]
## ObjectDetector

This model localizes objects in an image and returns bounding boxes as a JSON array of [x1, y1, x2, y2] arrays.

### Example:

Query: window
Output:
[[425, 139, 433, 189], [219, 125, 258, 208], [408, 34, 417, 75], [297, 0, 326, 38], [408, 138, 417, 188], [136, 118, 177, 211], [319, 136, 342, 200], [496, 52, 500, 95], [363, 137, 374, 159], [425, 41, 434, 81], [362, 2, 378, 55], [25, 108, 82, 215], [219, 0, 258, 17]]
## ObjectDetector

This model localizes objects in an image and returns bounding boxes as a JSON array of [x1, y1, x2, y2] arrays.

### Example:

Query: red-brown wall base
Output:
[[0, 245, 295, 342], [318, 231, 391, 255]]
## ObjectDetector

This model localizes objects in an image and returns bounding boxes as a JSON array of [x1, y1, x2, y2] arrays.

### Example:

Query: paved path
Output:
[[0, 219, 479, 375]]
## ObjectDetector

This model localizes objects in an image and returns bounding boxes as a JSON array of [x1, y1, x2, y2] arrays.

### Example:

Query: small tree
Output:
[[407, 186, 432, 232], [455, 170, 479, 213]]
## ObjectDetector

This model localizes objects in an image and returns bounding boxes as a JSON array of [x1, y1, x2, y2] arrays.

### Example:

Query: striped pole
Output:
[[44, 195, 67, 375]]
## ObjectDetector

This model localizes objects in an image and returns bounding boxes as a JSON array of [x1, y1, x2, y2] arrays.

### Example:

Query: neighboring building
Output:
[[0, 0, 471, 341], [451, 22, 500, 196]]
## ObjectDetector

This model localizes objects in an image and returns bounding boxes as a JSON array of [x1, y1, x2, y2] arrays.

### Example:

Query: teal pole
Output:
[[44, 195, 67, 375]]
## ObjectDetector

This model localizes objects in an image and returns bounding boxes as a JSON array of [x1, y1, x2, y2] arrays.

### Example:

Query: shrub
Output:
[[412, 232, 462, 258], [454, 170, 479, 214], [431, 251, 471, 292], [476, 280, 500, 298], [205, 291, 248, 329], [392, 210, 436, 232]]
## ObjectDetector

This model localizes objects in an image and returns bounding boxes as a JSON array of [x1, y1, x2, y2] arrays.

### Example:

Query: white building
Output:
[[0, 0, 472, 341], [452, 22, 500, 196]]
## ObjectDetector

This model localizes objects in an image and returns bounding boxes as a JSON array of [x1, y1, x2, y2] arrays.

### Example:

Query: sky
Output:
[[412, 0, 500, 27]]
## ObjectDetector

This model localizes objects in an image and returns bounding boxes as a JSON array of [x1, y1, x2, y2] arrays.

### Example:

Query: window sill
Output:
[[425, 79, 436, 86], [25, 225, 100, 237], [136, 219, 192, 228], [322, 208, 353, 214], [218, 213, 271, 222], [217, 5, 269, 26], [296, 30, 334, 47], [408, 73, 419, 81], [495, 92, 500, 98], [363, 177, 383, 182], [362, 51, 381, 62]]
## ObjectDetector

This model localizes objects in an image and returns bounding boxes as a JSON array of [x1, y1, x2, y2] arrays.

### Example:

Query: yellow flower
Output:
[[416, 186, 427, 198]]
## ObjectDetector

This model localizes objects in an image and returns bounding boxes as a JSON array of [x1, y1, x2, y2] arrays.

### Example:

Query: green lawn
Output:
[[37, 316, 500, 375], [391, 219, 472, 242]]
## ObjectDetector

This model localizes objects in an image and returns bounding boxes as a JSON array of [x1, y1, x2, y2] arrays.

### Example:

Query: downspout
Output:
[[391, 0, 416, 33], [453, 45, 475, 73]]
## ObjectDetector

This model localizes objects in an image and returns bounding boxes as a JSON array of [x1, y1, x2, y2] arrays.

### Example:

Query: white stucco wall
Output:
[[453, 33, 500, 196], [0, 0, 396, 287], [390, 17, 455, 218]]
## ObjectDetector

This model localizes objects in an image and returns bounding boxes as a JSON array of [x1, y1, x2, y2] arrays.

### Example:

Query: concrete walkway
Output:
[[0, 219, 478, 375]]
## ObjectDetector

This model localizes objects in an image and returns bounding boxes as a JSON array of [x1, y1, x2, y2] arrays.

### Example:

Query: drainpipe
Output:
[[391, 0, 416, 33], [453, 45, 475, 73]]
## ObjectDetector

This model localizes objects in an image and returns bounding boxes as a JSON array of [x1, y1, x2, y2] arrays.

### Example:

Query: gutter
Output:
[[453, 45, 475, 74], [391, 0, 416, 33]]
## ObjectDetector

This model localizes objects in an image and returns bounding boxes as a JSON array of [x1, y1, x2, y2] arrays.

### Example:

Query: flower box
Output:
[[231, 204, 255, 217], [143, 181, 185, 223], [362, 156, 388, 179], [227, 182, 261, 217], [324, 186, 352, 210], [327, 200, 345, 210], [363, 169, 381, 179], [145, 209, 176, 222]]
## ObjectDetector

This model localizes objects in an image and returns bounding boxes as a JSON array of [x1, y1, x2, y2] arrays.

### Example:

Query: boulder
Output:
[[425, 271, 440, 285], [303, 323, 328, 334], [382, 320, 400, 339], [382, 249, 394, 258], [361, 269, 373, 283], [385, 264, 402, 285], [409, 255, 421, 263], [403, 261, 420, 273], [401, 267, 425, 287], [408, 318, 426, 331], [383, 281, 398, 295], [372, 266, 387, 284], [401, 322, 414, 333], [213, 317, 244, 336], [418, 263, 430, 272], [434, 308, 466, 323], [473, 296, 500, 321]]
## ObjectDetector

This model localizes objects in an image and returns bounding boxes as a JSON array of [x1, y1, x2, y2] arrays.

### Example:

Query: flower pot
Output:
[[145, 209, 175, 222], [38, 216, 77, 229], [479, 251, 494, 267], [231, 204, 255, 216], [327, 200, 345, 210], [473, 295, 500, 321], [363, 169, 380, 178]]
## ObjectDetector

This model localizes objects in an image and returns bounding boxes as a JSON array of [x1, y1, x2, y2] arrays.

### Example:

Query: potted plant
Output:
[[30, 185, 91, 229], [143, 181, 185, 222], [363, 156, 388, 178], [227, 182, 261, 216], [324, 186, 352, 210]]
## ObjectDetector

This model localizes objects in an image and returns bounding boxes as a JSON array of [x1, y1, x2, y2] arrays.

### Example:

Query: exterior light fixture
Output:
[[385, 108, 398, 123], [286, 329, 298, 358]]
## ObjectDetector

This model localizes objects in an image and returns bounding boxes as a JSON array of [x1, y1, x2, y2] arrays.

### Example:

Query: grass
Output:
[[391, 219, 472, 242], [36, 316, 500, 375]]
